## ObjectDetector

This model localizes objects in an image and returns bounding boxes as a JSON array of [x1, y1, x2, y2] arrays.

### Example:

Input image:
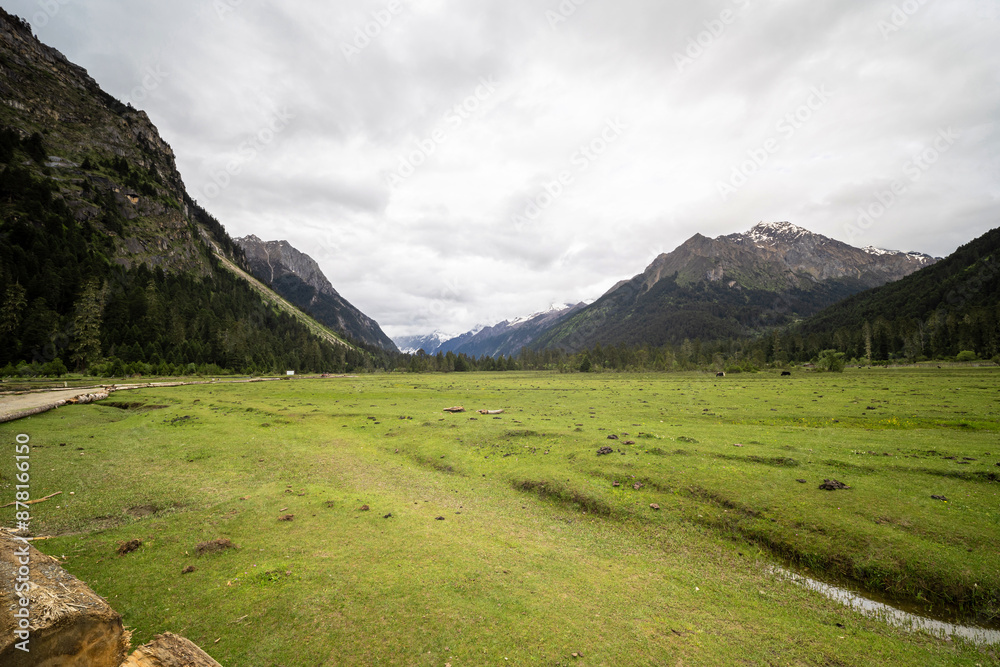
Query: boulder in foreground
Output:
[[0, 530, 130, 667], [121, 632, 222, 667]]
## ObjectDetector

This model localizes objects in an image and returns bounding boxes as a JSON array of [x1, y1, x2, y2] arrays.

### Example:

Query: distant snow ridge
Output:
[[746, 221, 811, 244], [862, 245, 895, 256], [864, 246, 935, 263]]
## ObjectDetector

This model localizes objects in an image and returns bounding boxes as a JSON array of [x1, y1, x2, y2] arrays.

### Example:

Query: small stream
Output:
[[770, 566, 1000, 645]]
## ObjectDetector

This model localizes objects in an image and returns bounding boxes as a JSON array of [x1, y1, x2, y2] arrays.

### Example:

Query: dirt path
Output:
[[0, 376, 356, 424], [0, 388, 107, 423]]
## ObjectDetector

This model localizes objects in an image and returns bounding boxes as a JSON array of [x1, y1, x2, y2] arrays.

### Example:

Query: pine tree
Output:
[[0, 283, 27, 335], [71, 280, 106, 370]]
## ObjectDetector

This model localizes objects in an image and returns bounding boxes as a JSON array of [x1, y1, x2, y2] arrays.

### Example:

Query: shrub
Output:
[[42, 358, 68, 377], [956, 350, 977, 363], [817, 349, 846, 372]]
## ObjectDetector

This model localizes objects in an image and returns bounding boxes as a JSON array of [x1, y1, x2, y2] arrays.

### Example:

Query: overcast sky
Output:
[[10, 0, 1000, 337]]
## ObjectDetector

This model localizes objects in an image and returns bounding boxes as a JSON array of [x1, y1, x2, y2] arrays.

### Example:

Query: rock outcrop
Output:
[[235, 235, 397, 352]]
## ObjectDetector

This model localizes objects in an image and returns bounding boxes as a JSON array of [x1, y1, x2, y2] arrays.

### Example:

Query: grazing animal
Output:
[[716, 372, 725, 377], [781, 371, 792, 376]]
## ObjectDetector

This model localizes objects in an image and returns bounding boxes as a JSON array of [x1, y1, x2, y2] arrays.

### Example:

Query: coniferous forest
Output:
[[1, 123, 997, 380], [0, 128, 385, 377]]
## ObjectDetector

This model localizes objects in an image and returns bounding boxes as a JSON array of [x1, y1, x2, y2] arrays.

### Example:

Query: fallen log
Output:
[[67, 391, 109, 405], [0, 530, 130, 667], [477, 409, 504, 415], [443, 406, 465, 413], [121, 632, 222, 667], [0, 491, 62, 509]]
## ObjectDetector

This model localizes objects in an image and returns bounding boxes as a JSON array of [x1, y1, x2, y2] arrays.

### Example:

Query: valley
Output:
[[3, 367, 998, 665]]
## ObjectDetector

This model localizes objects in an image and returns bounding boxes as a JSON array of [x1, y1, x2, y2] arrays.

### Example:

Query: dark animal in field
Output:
[[716, 372, 725, 377], [781, 371, 792, 376]]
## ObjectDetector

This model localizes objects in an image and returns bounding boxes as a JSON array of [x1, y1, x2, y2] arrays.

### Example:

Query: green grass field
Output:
[[2, 368, 998, 666]]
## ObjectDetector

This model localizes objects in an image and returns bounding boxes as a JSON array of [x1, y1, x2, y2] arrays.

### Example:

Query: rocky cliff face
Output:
[[0, 9, 364, 373], [534, 222, 940, 352], [236, 235, 397, 352], [631, 222, 936, 294], [0, 8, 211, 275], [237, 235, 340, 298]]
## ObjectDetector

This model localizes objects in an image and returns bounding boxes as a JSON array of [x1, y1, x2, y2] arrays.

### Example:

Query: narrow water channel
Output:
[[769, 566, 1000, 645]]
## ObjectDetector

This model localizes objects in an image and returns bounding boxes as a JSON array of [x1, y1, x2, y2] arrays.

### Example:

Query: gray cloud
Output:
[[10, 0, 1000, 338]]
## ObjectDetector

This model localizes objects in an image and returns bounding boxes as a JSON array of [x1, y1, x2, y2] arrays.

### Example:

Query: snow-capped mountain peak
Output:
[[745, 221, 812, 244], [862, 245, 896, 256]]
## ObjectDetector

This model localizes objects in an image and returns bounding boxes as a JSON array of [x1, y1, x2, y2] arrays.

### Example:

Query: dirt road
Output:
[[0, 387, 110, 424], [0, 376, 354, 424]]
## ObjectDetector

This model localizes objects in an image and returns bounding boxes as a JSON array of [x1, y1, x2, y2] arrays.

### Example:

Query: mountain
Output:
[[440, 304, 586, 358], [396, 304, 585, 359], [235, 235, 397, 352], [394, 331, 457, 356], [0, 9, 378, 375], [534, 222, 938, 352], [792, 226, 999, 361]]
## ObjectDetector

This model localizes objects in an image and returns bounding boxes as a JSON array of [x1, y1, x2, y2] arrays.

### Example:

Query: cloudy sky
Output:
[[10, 0, 1000, 338]]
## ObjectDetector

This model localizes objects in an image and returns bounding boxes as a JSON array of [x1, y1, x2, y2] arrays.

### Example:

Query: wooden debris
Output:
[[0, 491, 62, 508], [66, 391, 109, 405], [477, 409, 504, 415], [120, 632, 222, 667], [0, 531, 130, 667], [443, 406, 465, 413]]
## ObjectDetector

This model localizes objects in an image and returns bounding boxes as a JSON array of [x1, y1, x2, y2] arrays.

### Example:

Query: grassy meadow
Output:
[[2, 368, 999, 666]]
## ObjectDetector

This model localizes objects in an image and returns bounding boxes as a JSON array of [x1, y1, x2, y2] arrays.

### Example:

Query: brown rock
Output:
[[121, 632, 222, 667], [1, 531, 130, 667]]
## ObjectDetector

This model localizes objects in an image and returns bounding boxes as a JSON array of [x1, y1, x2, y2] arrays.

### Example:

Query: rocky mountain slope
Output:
[[534, 222, 938, 352], [394, 331, 457, 356], [441, 304, 585, 358], [0, 9, 372, 374], [619, 222, 935, 294], [236, 235, 397, 352], [396, 304, 585, 359], [793, 225, 999, 361]]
